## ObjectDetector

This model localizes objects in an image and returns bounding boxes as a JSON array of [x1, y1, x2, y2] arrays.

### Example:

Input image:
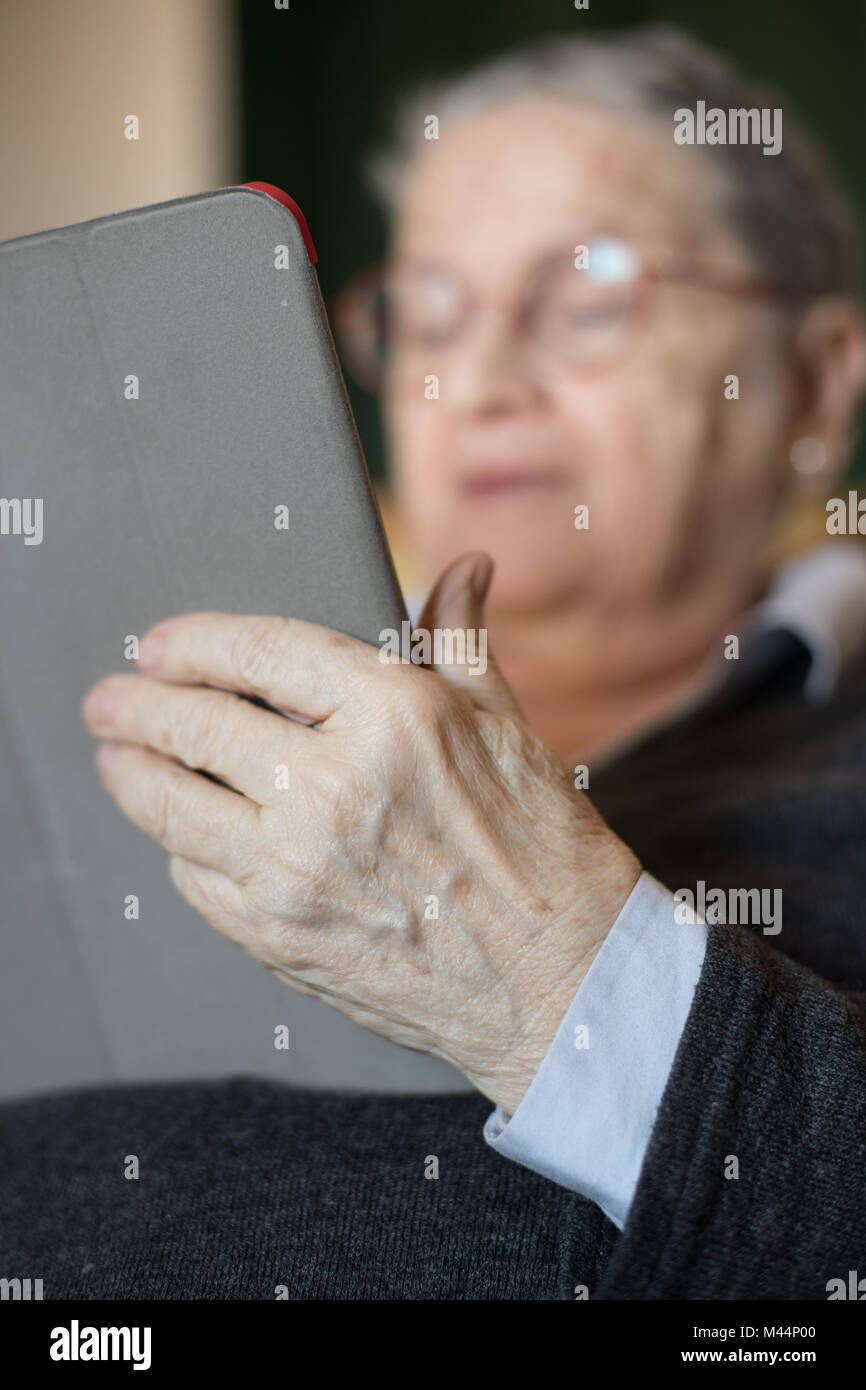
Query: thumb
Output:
[[416, 552, 523, 719]]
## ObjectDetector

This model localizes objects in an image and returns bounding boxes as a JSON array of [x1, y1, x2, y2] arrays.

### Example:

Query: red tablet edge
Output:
[[243, 181, 318, 265]]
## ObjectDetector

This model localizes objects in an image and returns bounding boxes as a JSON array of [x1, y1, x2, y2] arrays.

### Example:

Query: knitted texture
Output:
[[2, 650, 866, 1299], [592, 923, 866, 1300], [0, 1081, 615, 1299]]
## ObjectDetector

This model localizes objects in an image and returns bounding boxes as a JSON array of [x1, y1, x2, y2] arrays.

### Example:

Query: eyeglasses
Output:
[[332, 236, 810, 394]]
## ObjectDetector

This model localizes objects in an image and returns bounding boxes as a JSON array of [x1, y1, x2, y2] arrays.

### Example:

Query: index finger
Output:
[[137, 612, 383, 723]]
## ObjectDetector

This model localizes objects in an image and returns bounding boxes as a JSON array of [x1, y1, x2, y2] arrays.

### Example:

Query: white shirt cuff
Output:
[[483, 871, 707, 1229]]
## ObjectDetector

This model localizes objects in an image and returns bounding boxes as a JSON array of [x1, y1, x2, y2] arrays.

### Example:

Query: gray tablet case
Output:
[[0, 184, 470, 1101]]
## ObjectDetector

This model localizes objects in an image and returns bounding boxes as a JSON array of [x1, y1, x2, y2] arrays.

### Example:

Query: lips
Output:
[[459, 467, 569, 502]]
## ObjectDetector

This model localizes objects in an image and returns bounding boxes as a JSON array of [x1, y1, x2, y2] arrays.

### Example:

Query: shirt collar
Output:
[[741, 542, 866, 699]]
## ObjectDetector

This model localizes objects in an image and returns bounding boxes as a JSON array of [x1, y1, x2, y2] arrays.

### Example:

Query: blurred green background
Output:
[[240, 0, 866, 482]]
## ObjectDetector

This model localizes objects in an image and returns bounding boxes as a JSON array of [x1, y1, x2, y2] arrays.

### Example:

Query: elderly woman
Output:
[[5, 25, 866, 1301]]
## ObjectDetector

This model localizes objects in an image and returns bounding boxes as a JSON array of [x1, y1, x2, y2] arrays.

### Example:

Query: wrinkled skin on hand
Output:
[[82, 554, 641, 1114]]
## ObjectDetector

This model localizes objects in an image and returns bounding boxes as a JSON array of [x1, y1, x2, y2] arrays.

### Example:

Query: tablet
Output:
[[0, 184, 469, 1100]]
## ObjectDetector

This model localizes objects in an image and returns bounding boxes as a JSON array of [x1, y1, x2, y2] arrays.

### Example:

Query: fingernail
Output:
[[139, 633, 165, 668], [83, 684, 117, 725]]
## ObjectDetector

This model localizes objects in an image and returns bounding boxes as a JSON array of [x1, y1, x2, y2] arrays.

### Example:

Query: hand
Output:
[[81, 553, 641, 1114]]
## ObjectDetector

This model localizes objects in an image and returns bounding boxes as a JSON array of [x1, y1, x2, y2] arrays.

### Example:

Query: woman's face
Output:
[[385, 96, 797, 617]]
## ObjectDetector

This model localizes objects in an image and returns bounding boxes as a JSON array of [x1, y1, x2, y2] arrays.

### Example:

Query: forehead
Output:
[[393, 95, 739, 276]]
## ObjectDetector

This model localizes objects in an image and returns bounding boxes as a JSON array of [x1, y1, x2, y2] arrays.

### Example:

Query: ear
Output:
[[786, 296, 866, 488]]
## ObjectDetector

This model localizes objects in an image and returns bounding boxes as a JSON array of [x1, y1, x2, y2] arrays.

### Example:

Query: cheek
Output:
[[554, 359, 742, 597], [577, 334, 790, 597], [557, 373, 707, 569]]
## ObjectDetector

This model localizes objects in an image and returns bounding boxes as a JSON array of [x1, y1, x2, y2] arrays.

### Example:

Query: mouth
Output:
[[458, 467, 569, 503]]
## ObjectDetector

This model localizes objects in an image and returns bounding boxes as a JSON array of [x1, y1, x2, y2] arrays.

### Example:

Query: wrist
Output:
[[477, 843, 642, 1115]]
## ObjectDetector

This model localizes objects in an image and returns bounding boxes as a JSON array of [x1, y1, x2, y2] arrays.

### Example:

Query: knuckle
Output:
[[145, 762, 211, 853], [274, 813, 335, 904], [269, 849, 329, 925], [230, 618, 289, 692], [247, 873, 290, 929], [384, 665, 440, 720], [393, 668, 454, 739], [356, 667, 458, 770], [188, 693, 229, 765], [146, 771, 178, 845], [170, 856, 234, 925], [317, 752, 357, 800]]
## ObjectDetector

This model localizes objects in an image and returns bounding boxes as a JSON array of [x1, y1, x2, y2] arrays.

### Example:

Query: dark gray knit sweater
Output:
[[1, 641, 865, 1299]]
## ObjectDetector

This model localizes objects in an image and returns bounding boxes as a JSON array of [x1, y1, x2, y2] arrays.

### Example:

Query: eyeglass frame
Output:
[[331, 237, 815, 395]]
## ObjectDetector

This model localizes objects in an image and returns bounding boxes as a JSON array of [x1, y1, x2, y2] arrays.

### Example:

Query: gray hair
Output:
[[367, 24, 861, 300]]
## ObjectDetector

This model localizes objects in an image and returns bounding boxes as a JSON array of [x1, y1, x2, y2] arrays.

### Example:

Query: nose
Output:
[[443, 308, 546, 418]]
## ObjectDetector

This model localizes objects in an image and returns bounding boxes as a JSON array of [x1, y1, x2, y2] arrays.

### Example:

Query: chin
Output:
[[488, 566, 578, 617], [414, 516, 589, 612], [462, 541, 584, 616]]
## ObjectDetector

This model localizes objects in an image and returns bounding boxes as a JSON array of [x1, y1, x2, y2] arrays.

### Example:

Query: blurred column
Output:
[[0, 0, 241, 240]]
